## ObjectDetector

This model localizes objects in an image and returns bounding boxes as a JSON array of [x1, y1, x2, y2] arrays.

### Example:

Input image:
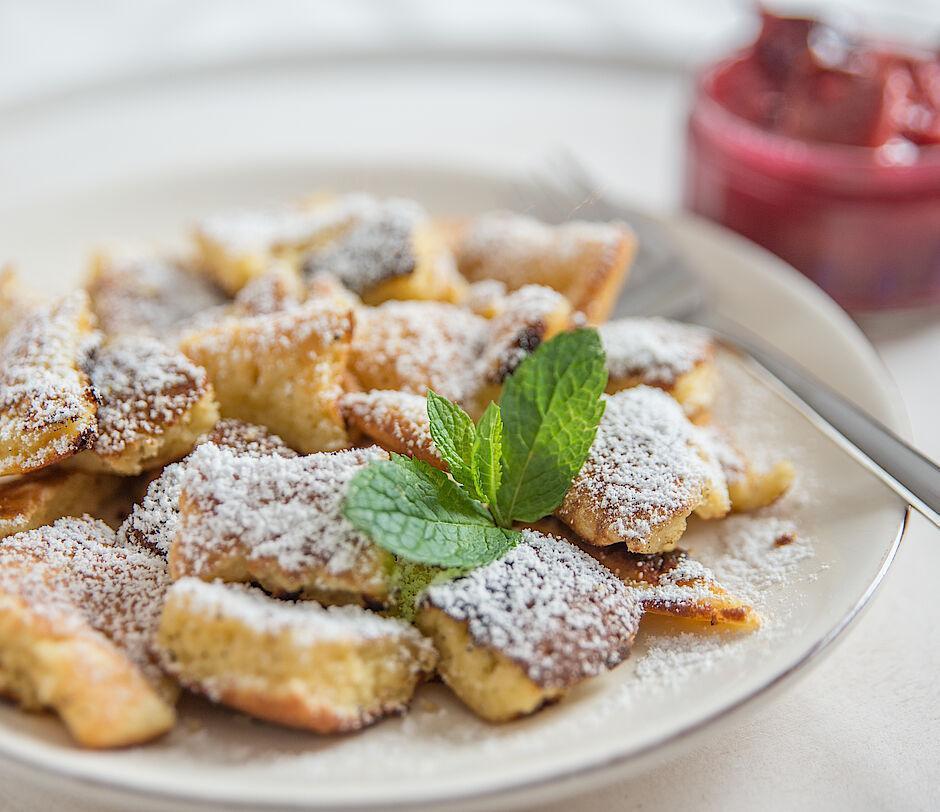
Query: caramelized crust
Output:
[[179, 299, 352, 453], [156, 579, 437, 733], [0, 292, 99, 476], [340, 390, 443, 469], [69, 336, 220, 475], [0, 469, 126, 539], [454, 212, 635, 323], [86, 249, 226, 338]]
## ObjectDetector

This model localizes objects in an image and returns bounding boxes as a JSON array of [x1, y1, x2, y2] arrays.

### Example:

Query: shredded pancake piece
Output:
[[0, 292, 99, 476], [71, 335, 219, 474], [417, 530, 642, 721], [155, 578, 437, 732], [119, 420, 296, 558], [340, 390, 441, 468], [0, 517, 176, 746], [556, 386, 729, 554], [170, 444, 393, 605]]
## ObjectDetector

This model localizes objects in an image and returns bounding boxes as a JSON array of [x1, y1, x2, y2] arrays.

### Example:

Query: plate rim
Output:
[[0, 162, 910, 810]]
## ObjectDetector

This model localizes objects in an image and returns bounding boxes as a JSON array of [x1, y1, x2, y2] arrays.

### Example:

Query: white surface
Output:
[[0, 17, 939, 812]]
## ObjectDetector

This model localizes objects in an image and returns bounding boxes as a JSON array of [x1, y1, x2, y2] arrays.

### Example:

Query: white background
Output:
[[1, 2, 939, 810]]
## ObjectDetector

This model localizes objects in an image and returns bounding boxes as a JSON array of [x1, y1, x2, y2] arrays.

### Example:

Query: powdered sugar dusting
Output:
[[87, 336, 209, 456], [558, 386, 714, 542], [599, 317, 713, 385], [175, 444, 388, 584], [341, 390, 436, 458], [0, 516, 170, 686], [423, 530, 642, 687]]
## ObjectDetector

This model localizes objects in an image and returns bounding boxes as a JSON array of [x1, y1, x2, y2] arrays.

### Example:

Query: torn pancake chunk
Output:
[[340, 390, 441, 469], [479, 284, 573, 387], [556, 386, 729, 554], [303, 197, 466, 305], [0, 292, 99, 476], [697, 426, 796, 513], [599, 317, 716, 420], [179, 299, 352, 453], [0, 517, 176, 747], [156, 578, 436, 733], [579, 542, 758, 630], [170, 444, 393, 606], [350, 301, 487, 406], [417, 530, 642, 722], [0, 469, 126, 539], [86, 249, 225, 338], [229, 260, 306, 316], [69, 336, 219, 475], [119, 420, 296, 558], [454, 212, 635, 323]]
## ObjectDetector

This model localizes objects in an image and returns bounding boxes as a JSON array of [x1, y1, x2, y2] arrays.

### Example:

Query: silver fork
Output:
[[516, 154, 940, 528]]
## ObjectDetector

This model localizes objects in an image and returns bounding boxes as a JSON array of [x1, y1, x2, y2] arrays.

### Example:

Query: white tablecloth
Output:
[[1, 3, 939, 810]]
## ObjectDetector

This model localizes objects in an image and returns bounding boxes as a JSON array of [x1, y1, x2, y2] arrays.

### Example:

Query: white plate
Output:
[[0, 161, 908, 811]]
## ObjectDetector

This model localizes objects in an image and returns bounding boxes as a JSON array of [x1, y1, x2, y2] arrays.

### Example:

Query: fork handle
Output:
[[714, 321, 938, 527]]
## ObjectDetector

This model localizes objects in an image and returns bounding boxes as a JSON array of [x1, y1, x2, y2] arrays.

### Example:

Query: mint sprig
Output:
[[344, 454, 519, 568], [343, 328, 607, 571]]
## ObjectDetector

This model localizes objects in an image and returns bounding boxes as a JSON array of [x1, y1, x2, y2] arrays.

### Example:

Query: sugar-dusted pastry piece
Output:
[[463, 279, 509, 318], [179, 299, 352, 453], [599, 317, 716, 421], [193, 195, 365, 294], [350, 301, 488, 406], [156, 578, 436, 733], [416, 530, 642, 722], [697, 426, 796, 513], [0, 266, 41, 342], [170, 444, 393, 606], [0, 469, 126, 539], [477, 284, 574, 395], [0, 517, 176, 747], [340, 390, 442, 469], [453, 212, 635, 323], [556, 386, 730, 554], [86, 249, 226, 338], [119, 420, 296, 558], [68, 336, 219, 475], [302, 197, 466, 305], [229, 260, 306, 316], [0, 292, 99, 476]]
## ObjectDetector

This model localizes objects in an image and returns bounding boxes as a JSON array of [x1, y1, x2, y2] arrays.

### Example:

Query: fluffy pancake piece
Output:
[[340, 390, 442, 469], [0, 469, 126, 539], [0, 292, 99, 476], [0, 517, 176, 747], [69, 336, 220, 475], [179, 299, 352, 453], [350, 301, 488, 406], [697, 426, 796, 513], [417, 530, 642, 722], [119, 420, 296, 558], [156, 578, 436, 733], [86, 249, 226, 338], [302, 197, 466, 305], [169, 444, 393, 606], [454, 212, 635, 323], [599, 318, 716, 420], [556, 386, 730, 554]]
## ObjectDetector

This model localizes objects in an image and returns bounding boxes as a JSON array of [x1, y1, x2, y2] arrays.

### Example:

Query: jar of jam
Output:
[[684, 11, 940, 311]]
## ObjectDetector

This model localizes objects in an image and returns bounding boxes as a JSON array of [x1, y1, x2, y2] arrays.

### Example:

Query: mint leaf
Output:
[[495, 329, 607, 523], [390, 560, 462, 622], [472, 401, 505, 524], [344, 454, 519, 568], [426, 390, 478, 498]]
